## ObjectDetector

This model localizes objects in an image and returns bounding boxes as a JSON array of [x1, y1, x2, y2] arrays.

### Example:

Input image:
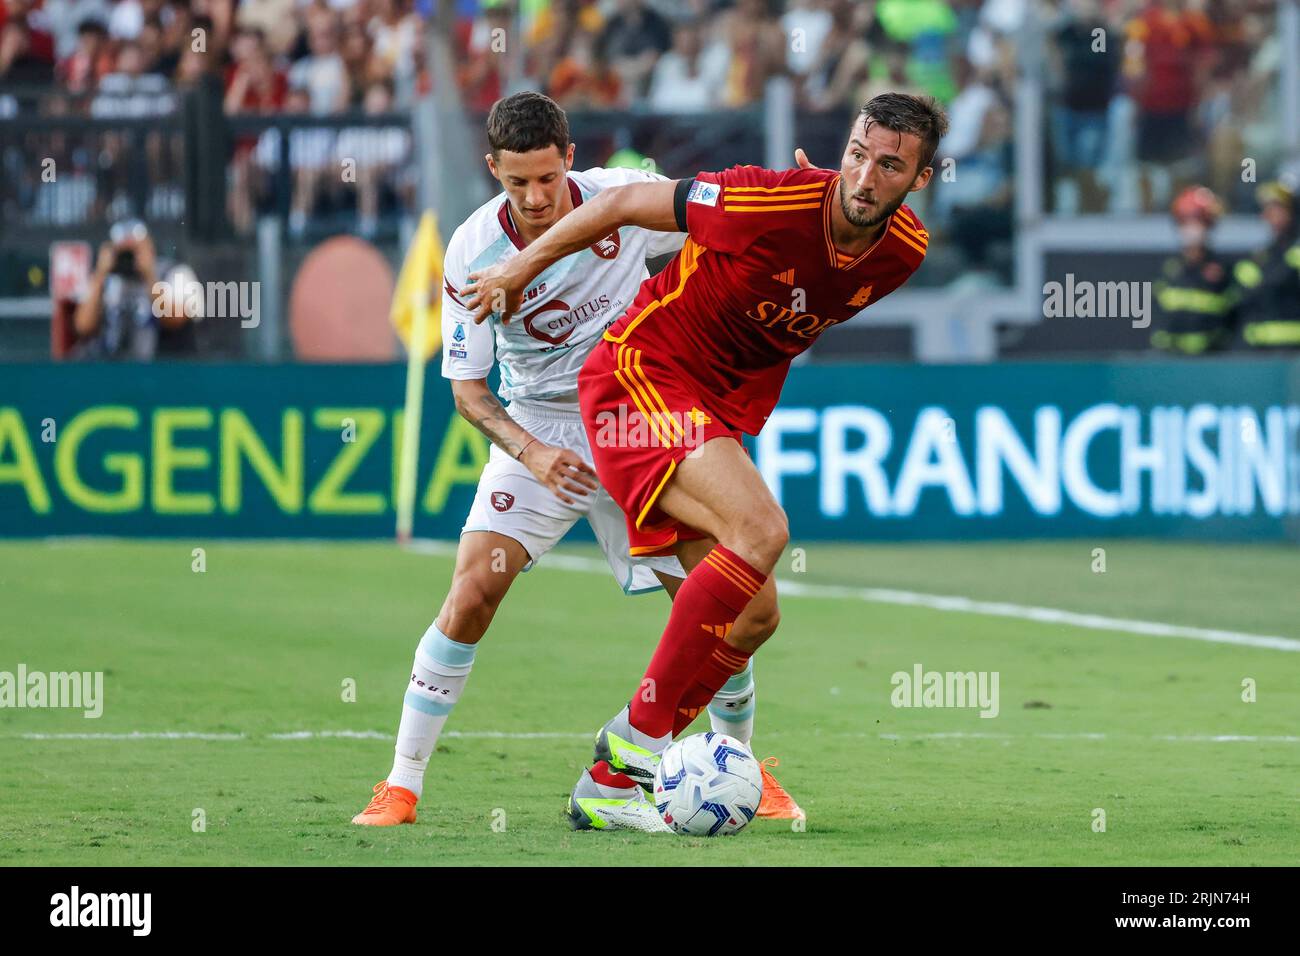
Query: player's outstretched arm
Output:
[[463, 179, 679, 324]]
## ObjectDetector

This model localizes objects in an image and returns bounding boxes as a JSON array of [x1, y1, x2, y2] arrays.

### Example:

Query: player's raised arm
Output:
[[463, 179, 680, 324]]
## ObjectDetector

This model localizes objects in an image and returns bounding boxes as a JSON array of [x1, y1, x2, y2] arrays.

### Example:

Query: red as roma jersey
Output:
[[601, 165, 928, 434]]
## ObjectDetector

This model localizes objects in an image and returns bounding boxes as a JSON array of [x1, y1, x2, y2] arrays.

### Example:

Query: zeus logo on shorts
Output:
[[491, 491, 515, 512]]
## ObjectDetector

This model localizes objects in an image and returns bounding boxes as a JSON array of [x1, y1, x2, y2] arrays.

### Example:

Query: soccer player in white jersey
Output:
[[351, 92, 801, 831]]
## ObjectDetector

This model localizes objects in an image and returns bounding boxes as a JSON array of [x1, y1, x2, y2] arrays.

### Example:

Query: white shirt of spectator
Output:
[[38, 0, 111, 58], [108, 0, 144, 40], [781, 1, 833, 77], [287, 55, 348, 116], [368, 14, 419, 82], [441, 166, 686, 406], [647, 41, 731, 114]]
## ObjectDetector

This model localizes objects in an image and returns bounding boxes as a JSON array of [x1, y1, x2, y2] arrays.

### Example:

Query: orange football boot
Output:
[[756, 757, 805, 820], [351, 780, 418, 826]]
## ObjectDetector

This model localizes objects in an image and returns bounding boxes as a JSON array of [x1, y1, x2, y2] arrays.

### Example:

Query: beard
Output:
[[839, 178, 908, 229]]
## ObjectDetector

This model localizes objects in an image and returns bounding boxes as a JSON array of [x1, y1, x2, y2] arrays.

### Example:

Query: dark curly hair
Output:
[[857, 93, 950, 172], [486, 91, 570, 157]]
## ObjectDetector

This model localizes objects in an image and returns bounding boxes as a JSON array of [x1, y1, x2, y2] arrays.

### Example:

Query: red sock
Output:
[[629, 545, 766, 738], [673, 643, 753, 737], [590, 759, 635, 790]]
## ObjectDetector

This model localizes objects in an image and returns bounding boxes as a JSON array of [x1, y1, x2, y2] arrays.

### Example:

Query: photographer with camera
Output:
[[72, 218, 198, 360]]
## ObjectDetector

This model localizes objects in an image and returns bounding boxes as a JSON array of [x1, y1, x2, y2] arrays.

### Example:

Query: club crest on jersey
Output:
[[491, 491, 515, 512], [590, 231, 621, 260], [847, 285, 873, 307], [687, 181, 720, 207]]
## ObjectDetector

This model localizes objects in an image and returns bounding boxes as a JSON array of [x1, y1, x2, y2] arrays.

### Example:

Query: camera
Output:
[[108, 219, 148, 278]]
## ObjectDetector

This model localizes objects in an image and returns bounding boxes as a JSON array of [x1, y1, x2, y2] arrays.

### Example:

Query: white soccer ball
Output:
[[653, 732, 763, 837]]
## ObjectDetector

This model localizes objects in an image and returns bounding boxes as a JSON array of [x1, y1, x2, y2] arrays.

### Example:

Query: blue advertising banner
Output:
[[2, 360, 1298, 541], [764, 359, 1300, 541], [0, 364, 485, 538]]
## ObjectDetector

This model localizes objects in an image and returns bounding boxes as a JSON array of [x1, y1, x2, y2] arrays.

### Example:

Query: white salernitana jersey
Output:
[[440, 166, 685, 404]]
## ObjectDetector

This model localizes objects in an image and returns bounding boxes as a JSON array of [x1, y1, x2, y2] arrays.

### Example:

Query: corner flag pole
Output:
[[393, 210, 442, 543], [396, 286, 427, 543]]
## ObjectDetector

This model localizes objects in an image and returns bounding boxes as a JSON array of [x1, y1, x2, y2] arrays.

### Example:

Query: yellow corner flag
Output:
[[392, 210, 445, 542], [390, 210, 444, 359]]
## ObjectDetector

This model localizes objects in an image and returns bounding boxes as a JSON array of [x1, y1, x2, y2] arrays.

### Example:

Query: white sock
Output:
[[387, 623, 477, 798], [708, 659, 756, 747]]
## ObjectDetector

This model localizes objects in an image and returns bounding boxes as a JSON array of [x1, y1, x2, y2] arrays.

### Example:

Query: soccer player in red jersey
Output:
[[465, 93, 948, 805]]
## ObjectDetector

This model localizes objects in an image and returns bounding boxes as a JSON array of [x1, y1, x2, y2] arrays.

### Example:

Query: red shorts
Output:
[[578, 338, 742, 557]]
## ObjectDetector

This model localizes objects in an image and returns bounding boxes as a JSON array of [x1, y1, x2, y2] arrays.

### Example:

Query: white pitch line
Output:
[[405, 540, 1300, 653], [266, 730, 589, 740], [15, 731, 247, 741], [787, 582, 1300, 654], [11, 730, 587, 742], [1151, 734, 1300, 743], [267, 730, 390, 740], [875, 732, 1300, 743], [11, 730, 1298, 743]]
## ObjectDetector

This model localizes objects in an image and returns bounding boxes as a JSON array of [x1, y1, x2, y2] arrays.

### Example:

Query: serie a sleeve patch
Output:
[[686, 180, 720, 207]]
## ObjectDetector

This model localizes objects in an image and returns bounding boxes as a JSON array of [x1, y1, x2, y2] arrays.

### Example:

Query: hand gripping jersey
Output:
[[602, 164, 928, 434], [441, 166, 686, 403]]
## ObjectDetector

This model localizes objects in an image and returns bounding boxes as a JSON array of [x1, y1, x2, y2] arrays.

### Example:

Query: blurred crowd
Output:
[[0, 0, 421, 234], [2, 0, 1295, 359], [1045, 0, 1283, 215], [0, 0, 422, 107], [493, 0, 1289, 312], [455, 0, 1284, 219], [0, 0, 1285, 215]]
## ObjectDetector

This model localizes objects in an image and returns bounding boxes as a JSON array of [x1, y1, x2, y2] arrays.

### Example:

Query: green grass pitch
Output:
[[1, 538, 1297, 866]]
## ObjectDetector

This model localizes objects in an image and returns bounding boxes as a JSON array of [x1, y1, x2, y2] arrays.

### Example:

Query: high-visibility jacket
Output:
[[1151, 251, 1235, 354], [1233, 231, 1300, 349]]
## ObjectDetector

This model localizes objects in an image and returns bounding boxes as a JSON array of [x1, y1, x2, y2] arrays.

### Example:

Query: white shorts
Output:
[[462, 398, 684, 594]]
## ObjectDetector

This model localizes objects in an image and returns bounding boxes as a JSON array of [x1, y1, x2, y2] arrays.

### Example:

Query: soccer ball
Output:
[[653, 732, 763, 836]]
